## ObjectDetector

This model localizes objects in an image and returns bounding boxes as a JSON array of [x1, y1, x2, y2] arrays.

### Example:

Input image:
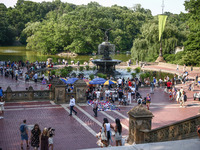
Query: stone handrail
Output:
[[140, 115, 200, 143], [3, 90, 53, 101]]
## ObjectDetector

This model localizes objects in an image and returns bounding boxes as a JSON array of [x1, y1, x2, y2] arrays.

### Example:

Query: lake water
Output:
[[0, 46, 131, 63]]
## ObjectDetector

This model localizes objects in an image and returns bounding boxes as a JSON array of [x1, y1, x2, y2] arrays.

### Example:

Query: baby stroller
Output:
[[137, 96, 146, 105], [135, 91, 141, 99]]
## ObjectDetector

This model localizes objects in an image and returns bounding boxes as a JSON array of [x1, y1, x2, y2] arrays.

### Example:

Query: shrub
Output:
[[92, 66, 97, 71], [131, 73, 136, 78], [85, 65, 89, 71], [51, 70, 56, 75], [97, 73, 107, 79], [79, 66, 84, 71], [59, 66, 73, 77], [89, 74, 94, 80], [134, 67, 141, 73], [127, 67, 131, 72]]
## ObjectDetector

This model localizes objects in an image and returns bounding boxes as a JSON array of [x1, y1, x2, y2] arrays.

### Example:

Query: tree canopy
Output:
[[1, 0, 200, 66]]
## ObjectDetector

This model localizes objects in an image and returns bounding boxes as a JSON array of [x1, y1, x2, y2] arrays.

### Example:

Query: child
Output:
[[169, 89, 172, 100]]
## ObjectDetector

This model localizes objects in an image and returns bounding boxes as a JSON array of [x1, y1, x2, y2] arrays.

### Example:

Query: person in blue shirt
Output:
[[0, 87, 3, 101]]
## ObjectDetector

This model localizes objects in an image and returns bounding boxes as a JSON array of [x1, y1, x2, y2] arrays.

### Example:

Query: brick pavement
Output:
[[0, 85, 200, 150], [0, 63, 200, 149]]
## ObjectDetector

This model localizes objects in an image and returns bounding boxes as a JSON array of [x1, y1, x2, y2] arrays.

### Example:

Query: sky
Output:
[[1, 0, 187, 16]]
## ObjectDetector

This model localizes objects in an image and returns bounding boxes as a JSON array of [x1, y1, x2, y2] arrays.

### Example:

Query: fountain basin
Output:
[[91, 59, 121, 75]]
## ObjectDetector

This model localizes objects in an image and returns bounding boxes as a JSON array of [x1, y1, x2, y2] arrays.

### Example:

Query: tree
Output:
[[0, 4, 16, 45]]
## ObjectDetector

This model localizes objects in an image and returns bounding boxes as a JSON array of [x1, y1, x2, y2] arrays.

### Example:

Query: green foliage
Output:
[[127, 67, 131, 72], [0, 4, 16, 45], [131, 73, 136, 78], [20, 2, 152, 54], [79, 66, 84, 71], [131, 14, 188, 63], [134, 67, 141, 73], [97, 73, 107, 79], [89, 74, 94, 80], [60, 66, 73, 77], [92, 66, 97, 71], [51, 70, 56, 75], [140, 72, 150, 81], [85, 65, 89, 71]]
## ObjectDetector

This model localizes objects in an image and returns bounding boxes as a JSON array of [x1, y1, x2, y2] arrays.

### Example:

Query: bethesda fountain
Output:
[[91, 29, 121, 75]]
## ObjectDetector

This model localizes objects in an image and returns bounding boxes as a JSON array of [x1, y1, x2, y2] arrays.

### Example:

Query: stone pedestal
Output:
[[127, 104, 154, 144], [55, 85, 66, 103], [5, 86, 12, 101], [155, 56, 166, 63], [74, 80, 87, 103], [28, 86, 34, 101]]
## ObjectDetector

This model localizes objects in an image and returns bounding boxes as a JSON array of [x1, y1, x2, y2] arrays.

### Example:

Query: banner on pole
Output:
[[158, 15, 167, 41]]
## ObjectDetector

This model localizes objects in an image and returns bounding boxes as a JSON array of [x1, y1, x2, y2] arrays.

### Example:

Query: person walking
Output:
[[69, 96, 77, 116], [20, 120, 29, 150], [103, 118, 114, 146], [146, 93, 151, 110], [176, 89, 181, 104], [40, 128, 49, 150], [150, 81, 154, 94], [31, 124, 41, 150], [114, 118, 122, 146], [176, 64, 179, 71], [0, 87, 4, 113], [93, 99, 98, 117], [33, 73, 38, 83], [180, 91, 186, 107]]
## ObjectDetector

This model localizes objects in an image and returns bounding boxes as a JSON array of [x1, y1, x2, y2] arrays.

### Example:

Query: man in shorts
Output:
[[20, 120, 29, 150]]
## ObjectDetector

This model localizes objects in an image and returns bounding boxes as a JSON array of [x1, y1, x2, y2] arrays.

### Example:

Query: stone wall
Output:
[[3, 86, 53, 101], [128, 104, 200, 144], [141, 115, 200, 143], [3, 79, 87, 104]]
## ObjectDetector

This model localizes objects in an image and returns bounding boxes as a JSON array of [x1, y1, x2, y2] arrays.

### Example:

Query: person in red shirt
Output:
[[166, 80, 172, 93], [47, 84, 52, 90], [128, 80, 132, 87]]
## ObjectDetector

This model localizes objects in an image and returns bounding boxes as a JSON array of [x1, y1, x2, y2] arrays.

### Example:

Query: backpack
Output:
[[20, 124, 25, 133], [184, 95, 187, 102]]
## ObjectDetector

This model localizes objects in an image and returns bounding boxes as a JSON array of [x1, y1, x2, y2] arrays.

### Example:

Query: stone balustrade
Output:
[[128, 104, 200, 144], [2, 79, 87, 104], [3, 86, 53, 101], [141, 115, 200, 143]]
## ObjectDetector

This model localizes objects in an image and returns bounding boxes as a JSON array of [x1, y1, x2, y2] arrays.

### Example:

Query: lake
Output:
[[0, 46, 131, 63]]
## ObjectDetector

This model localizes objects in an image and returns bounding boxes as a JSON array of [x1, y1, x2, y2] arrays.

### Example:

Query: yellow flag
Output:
[[158, 15, 167, 41]]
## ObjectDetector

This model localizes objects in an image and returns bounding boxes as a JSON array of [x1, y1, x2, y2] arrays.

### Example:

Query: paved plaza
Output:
[[0, 64, 200, 150]]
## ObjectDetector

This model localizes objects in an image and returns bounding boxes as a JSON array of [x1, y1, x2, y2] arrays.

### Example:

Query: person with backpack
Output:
[[20, 120, 29, 150], [180, 91, 187, 108]]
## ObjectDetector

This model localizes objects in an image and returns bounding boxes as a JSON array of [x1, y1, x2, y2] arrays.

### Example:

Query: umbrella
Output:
[[89, 78, 106, 84], [65, 78, 79, 84], [104, 80, 117, 85], [60, 78, 68, 84]]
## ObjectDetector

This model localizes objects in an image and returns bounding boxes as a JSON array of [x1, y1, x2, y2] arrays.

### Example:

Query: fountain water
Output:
[[91, 29, 121, 75]]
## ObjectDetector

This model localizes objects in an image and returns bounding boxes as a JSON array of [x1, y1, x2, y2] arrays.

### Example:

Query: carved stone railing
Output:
[[140, 115, 200, 143], [3, 86, 53, 101]]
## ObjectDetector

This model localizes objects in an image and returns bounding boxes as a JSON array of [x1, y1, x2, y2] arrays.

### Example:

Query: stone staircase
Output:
[[82, 138, 200, 150]]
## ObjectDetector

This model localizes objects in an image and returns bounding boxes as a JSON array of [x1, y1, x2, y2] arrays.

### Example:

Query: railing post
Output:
[[127, 104, 154, 144], [74, 80, 87, 103], [28, 86, 34, 101], [5, 86, 12, 101]]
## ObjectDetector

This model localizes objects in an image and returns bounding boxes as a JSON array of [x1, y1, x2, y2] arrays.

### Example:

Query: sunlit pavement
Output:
[[0, 64, 200, 149], [0, 86, 200, 150]]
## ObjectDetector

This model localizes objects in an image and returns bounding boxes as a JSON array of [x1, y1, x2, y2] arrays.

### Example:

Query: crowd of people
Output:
[[20, 120, 54, 150], [1, 59, 200, 148]]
